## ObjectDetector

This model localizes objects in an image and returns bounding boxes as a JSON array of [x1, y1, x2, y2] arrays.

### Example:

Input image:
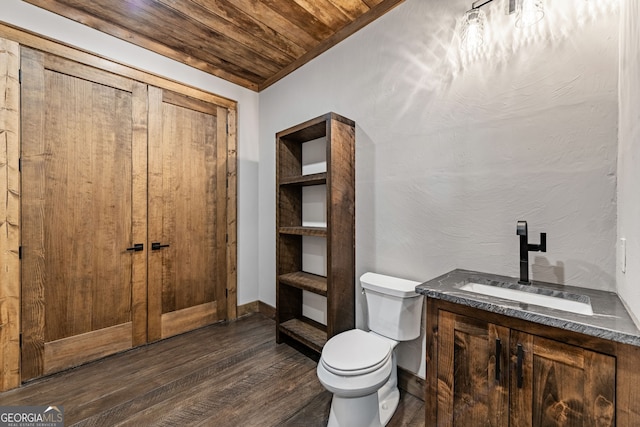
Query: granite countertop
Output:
[[416, 269, 640, 347]]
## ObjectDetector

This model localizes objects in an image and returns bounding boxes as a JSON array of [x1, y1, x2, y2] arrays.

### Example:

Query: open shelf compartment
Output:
[[279, 318, 327, 353]]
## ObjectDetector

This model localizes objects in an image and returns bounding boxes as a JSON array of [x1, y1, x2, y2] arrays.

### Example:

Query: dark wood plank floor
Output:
[[0, 314, 425, 426]]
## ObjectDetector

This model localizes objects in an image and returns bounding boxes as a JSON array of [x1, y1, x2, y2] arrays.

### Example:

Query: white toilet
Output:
[[317, 272, 424, 427]]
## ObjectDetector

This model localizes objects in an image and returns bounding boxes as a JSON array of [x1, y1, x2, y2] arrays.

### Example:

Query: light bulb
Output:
[[460, 8, 486, 52], [516, 0, 544, 28]]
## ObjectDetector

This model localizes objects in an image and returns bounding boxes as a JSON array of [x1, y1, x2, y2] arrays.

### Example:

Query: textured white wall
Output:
[[259, 0, 620, 377], [1, 0, 261, 306], [617, 0, 640, 325]]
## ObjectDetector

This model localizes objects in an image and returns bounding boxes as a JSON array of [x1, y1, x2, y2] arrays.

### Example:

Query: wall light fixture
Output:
[[459, 0, 545, 52], [460, 7, 486, 51]]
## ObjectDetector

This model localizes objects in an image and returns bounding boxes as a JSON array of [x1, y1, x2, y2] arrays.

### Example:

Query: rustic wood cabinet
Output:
[[428, 300, 617, 427], [275, 112, 355, 354]]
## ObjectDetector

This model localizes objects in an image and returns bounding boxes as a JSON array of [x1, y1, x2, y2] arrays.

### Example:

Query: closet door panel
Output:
[[20, 47, 147, 380], [148, 87, 226, 341]]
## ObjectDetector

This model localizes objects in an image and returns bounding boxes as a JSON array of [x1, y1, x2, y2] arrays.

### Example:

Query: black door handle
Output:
[[126, 243, 144, 252], [151, 242, 170, 250]]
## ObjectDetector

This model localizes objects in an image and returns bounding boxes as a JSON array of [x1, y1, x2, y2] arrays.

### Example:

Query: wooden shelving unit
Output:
[[276, 112, 355, 354]]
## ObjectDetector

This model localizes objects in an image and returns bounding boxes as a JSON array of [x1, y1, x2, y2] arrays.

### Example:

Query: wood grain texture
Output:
[[20, 0, 406, 91], [215, 105, 228, 321], [427, 299, 623, 427], [161, 301, 218, 339], [0, 315, 424, 425], [44, 323, 133, 375], [520, 335, 615, 427], [237, 301, 259, 318], [279, 271, 328, 296], [278, 318, 327, 353], [20, 47, 141, 380], [147, 87, 227, 341], [436, 311, 510, 427], [280, 172, 327, 186], [225, 107, 238, 321], [259, 0, 406, 89], [131, 81, 149, 347], [275, 113, 355, 353], [279, 226, 328, 237], [19, 46, 47, 383], [1, 30, 238, 388], [398, 366, 425, 401], [0, 22, 237, 108], [161, 101, 218, 311], [326, 117, 356, 338], [146, 85, 164, 343], [616, 343, 640, 425], [0, 38, 20, 392]]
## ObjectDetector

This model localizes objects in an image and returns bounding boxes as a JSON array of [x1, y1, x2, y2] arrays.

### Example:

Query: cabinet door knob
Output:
[[151, 242, 170, 250], [517, 344, 524, 388], [126, 243, 144, 252]]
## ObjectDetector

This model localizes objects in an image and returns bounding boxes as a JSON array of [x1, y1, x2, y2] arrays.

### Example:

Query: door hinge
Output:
[[18, 157, 21, 172], [225, 234, 228, 243], [20, 333, 23, 347], [225, 289, 228, 298], [18, 69, 22, 84], [19, 246, 22, 259]]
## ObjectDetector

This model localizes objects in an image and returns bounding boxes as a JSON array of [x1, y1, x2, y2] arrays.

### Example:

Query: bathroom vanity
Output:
[[416, 269, 640, 426]]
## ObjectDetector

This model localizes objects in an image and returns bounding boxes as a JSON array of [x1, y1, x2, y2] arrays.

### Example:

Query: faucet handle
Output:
[[528, 232, 547, 252], [516, 221, 528, 236], [538, 233, 546, 252]]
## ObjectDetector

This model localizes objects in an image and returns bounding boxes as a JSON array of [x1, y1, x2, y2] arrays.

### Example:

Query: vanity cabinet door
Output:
[[437, 311, 510, 427], [510, 331, 615, 427]]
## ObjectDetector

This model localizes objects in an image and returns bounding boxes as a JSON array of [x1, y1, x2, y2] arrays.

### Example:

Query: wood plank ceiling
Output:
[[22, 0, 405, 91]]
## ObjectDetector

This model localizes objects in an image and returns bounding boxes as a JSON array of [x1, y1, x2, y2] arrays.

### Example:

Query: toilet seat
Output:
[[321, 329, 392, 376]]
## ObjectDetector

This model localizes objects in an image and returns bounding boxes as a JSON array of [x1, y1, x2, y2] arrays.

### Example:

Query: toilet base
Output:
[[378, 366, 400, 425], [326, 360, 400, 427], [327, 391, 383, 427]]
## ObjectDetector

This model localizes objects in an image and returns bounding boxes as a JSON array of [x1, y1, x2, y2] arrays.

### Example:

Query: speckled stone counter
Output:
[[415, 269, 640, 347]]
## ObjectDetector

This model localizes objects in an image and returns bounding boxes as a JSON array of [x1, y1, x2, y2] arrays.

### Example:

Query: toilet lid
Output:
[[321, 329, 392, 376]]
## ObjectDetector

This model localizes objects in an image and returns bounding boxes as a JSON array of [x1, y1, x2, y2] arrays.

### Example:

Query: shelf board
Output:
[[279, 271, 327, 296], [280, 172, 327, 187], [279, 318, 327, 353], [279, 226, 327, 237], [277, 119, 326, 143]]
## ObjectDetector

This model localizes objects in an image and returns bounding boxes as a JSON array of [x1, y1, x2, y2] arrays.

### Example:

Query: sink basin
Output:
[[460, 281, 594, 316]]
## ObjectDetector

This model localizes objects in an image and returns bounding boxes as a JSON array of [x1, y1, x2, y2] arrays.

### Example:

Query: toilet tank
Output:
[[361, 272, 424, 341]]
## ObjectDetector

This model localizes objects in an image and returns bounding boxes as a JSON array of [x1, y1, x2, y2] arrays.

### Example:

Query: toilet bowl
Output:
[[317, 272, 423, 427], [317, 329, 399, 427]]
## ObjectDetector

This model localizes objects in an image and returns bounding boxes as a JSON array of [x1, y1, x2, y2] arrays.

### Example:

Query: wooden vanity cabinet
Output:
[[427, 299, 617, 427]]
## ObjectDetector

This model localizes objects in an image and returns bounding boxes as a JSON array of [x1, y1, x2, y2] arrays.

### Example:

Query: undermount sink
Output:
[[460, 281, 594, 316]]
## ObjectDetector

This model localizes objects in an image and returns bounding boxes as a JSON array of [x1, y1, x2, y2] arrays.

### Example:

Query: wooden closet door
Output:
[[147, 87, 227, 341], [20, 48, 148, 380]]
